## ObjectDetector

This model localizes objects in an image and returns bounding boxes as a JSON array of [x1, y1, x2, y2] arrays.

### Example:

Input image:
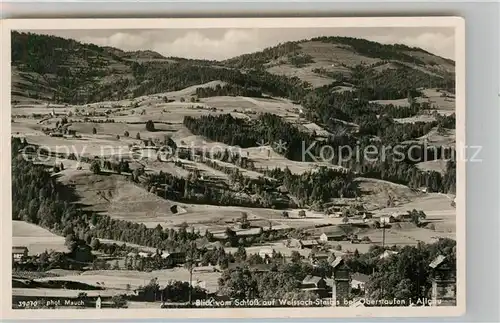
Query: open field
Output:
[[416, 159, 450, 174], [36, 268, 221, 293], [266, 64, 335, 88], [265, 41, 377, 87], [12, 221, 68, 255], [241, 146, 348, 175], [370, 88, 455, 116], [394, 115, 437, 124], [12, 288, 127, 298], [373, 193, 456, 235], [350, 177, 423, 211], [417, 127, 456, 147]]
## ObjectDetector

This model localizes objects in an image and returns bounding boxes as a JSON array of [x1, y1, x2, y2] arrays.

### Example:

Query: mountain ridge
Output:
[[11, 31, 455, 105]]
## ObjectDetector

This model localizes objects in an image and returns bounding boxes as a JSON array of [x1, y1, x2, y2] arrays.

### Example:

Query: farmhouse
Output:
[[276, 185, 289, 195], [319, 232, 346, 243], [161, 251, 186, 266], [394, 212, 412, 222], [308, 251, 331, 265], [362, 213, 373, 221], [301, 275, 327, 290], [301, 275, 329, 297], [379, 215, 396, 225], [379, 250, 399, 260], [138, 251, 151, 258], [258, 248, 274, 259], [350, 272, 370, 291], [235, 228, 262, 237], [12, 246, 28, 262], [287, 239, 319, 249], [200, 241, 224, 251]]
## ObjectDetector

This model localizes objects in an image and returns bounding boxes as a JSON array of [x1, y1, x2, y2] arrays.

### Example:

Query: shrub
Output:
[[90, 160, 101, 174], [145, 120, 155, 132]]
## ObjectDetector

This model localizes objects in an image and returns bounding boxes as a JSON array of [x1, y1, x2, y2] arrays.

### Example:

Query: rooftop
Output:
[[429, 255, 447, 269], [302, 275, 324, 285], [351, 272, 370, 283], [331, 256, 344, 268], [300, 240, 319, 246], [379, 250, 398, 259]]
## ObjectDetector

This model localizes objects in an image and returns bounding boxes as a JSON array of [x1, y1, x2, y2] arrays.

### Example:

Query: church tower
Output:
[[429, 255, 456, 306], [331, 256, 351, 307]]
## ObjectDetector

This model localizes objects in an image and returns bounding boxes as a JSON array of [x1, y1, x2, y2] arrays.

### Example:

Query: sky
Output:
[[29, 27, 456, 61]]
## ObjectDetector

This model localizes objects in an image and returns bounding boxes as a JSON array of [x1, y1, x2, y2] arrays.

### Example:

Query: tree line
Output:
[[195, 83, 262, 98]]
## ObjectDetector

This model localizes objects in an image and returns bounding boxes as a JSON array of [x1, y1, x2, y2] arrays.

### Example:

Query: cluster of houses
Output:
[[126, 250, 187, 266], [12, 246, 29, 263], [284, 231, 368, 251], [296, 254, 455, 307]]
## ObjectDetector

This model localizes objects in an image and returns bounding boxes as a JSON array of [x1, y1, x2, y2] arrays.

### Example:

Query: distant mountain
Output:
[[11, 31, 455, 105], [223, 36, 455, 88]]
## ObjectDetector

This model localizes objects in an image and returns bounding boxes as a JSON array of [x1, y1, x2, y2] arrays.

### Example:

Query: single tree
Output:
[[145, 120, 155, 132], [90, 238, 101, 250], [90, 160, 101, 174], [291, 251, 302, 263]]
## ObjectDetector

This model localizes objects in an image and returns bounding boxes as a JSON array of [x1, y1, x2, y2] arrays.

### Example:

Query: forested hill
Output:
[[11, 31, 454, 105], [224, 36, 455, 73]]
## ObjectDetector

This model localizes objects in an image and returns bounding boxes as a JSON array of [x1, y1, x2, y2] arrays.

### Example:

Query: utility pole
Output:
[[381, 219, 386, 250], [185, 241, 196, 307], [164, 176, 167, 200], [382, 224, 386, 249]]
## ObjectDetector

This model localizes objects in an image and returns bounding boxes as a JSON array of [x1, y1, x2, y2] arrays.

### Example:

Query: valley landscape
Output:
[[11, 28, 458, 310]]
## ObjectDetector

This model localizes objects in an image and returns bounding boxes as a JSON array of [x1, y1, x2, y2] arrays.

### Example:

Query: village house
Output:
[[161, 251, 186, 266], [207, 241, 224, 250], [379, 250, 399, 260], [394, 212, 412, 222], [301, 275, 328, 297], [379, 215, 396, 226], [362, 212, 373, 221], [287, 239, 319, 249], [258, 248, 274, 260], [350, 272, 370, 291], [138, 251, 151, 258], [319, 232, 346, 243], [308, 251, 332, 265], [12, 246, 28, 262]]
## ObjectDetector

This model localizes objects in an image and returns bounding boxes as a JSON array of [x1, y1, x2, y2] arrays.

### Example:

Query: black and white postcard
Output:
[[1, 17, 466, 319]]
